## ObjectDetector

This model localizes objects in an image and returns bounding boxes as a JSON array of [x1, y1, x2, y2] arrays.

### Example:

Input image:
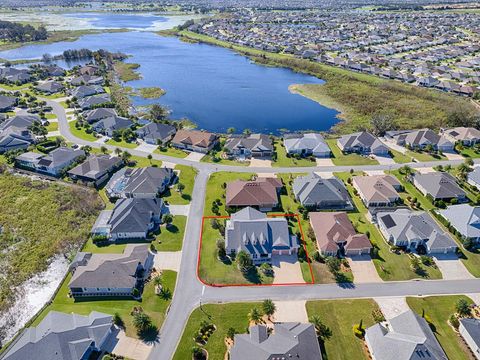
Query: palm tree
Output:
[[309, 315, 332, 341], [122, 150, 132, 163], [114, 147, 122, 156], [153, 275, 162, 287], [177, 182, 185, 194], [132, 312, 152, 332], [248, 307, 262, 324], [262, 299, 276, 319], [100, 146, 108, 154], [147, 154, 153, 164]]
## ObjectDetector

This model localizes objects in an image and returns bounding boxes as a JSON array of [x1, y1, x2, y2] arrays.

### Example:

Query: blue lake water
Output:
[[0, 31, 339, 133], [63, 12, 168, 30]]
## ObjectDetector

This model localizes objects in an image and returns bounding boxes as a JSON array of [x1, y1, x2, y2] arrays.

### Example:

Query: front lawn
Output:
[[457, 146, 480, 159], [406, 150, 447, 162], [32, 270, 177, 339], [326, 139, 378, 166], [306, 299, 382, 360], [69, 120, 98, 142], [389, 149, 412, 163], [128, 155, 162, 168], [163, 165, 197, 205], [273, 141, 316, 167], [407, 296, 474, 360], [106, 138, 139, 149], [155, 215, 186, 252], [154, 146, 188, 158], [389, 169, 435, 211], [46, 121, 58, 132], [173, 302, 262, 360]]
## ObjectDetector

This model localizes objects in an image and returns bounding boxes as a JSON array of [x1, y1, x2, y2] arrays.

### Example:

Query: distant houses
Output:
[[337, 131, 388, 155], [293, 174, 353, 210], [69, 244, 153, 298], [15, 147, 85, 177], [35, 80, 64, 94], [226, 177, 282, 211], [91, 115, 133, 136], [284, 133, 331, 158], [225, 207, 298, 264]]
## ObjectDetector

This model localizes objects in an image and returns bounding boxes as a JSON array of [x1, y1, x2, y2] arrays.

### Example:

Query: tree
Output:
[[326, 256, 341, 274], [100, 145, 108, 154], [237, 250, 253, 274], [371, 113, 396, 136], [309, 315, 332, 341], [447, 105, 477, 128], [248, 307, 262, 324], [122, 150, 132, 163], [227, 127, 236, 134], [114, 147, 122, 156], [150, 104, 169, 122], [456, 299, 471, 317], [112, 312, 124, 327], [226, 327, 237, 340], [177, 182, 185, 194], [81, 145, 92, 155], [153, 275, 162, 287], [162, 214, 173, 228], [147, 154, 153, 164], [216, 239, 226, 259], [132, 312, 152, 333], [410, 257, 422, 274], [262, 299, 276, 319]]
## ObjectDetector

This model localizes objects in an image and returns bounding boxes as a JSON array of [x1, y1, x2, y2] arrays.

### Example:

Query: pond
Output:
[[0, 22, 339, 133]]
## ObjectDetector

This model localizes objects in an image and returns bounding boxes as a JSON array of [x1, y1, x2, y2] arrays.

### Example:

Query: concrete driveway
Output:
[[373, 154, 395, 165], [380, 138, 407, 154], [167, 204, 190, 216], [314, 171, 334, 178], [250, 158, 272, 168], [135, 141, 158, 154], [433, 254, 473, 280], [104, 328, 153, 360], [374, 297, 410, 320], [185, 152, 205, 162], [272, 254, 304, 284], [347, 255, 382, 283], [365, 170, 386, 176], [273, 300, 308, 322], [316, 158, 334, 166], [154, 251, 182, 272]]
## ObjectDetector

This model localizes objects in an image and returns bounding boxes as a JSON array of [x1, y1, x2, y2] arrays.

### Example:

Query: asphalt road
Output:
[[48, 100, 480, 360]]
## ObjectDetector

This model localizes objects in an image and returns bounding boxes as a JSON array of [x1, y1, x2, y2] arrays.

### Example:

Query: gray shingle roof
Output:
[[0, 114, 40, 132], [1, 311, 112, 360], [109, 197, 163, 234], [284, 133, 330, 155], [67, 155, 122, 181], [413, 172, 465, 200], [36, 147, 85, 168], [460, 318, 480, 350], [338, 131, 387, 153], [439, 204, 480, 239], [225, 134, 273, 153], [136, 122, 176, 143]]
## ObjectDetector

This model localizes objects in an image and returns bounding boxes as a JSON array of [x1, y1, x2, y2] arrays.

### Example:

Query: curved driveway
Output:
[[48, 99, 480, 360]]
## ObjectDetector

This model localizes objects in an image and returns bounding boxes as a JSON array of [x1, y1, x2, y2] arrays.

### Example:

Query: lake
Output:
[[0, 18, 339, 133]]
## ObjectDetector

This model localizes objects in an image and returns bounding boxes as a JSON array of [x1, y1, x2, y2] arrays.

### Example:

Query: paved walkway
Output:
[[433, 254, 473, 280], [184, 152, 205, 162], [94, 136, 108, 144], [316, 158, 334, 166], [272, 255, 304, 284], [104, 328, 153, 360], [374, 297, 410, 320], [163, 161, 177, 169], [347, 255, 383, 283], [273, 300, 308, 322], [466, 293, 480, 305], [167, 204, 190, 216], [154, 251, 182, 272], [136, 141, 158, 154]]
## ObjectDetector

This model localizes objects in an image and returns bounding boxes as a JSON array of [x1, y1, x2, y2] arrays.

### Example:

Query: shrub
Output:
[[449, 314, 460, 329], [352, 324, 365, 339], [456, 299, 471, 317]]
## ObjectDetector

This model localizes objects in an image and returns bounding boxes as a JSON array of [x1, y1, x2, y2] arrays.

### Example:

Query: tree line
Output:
[[0, 20, 48, 43]]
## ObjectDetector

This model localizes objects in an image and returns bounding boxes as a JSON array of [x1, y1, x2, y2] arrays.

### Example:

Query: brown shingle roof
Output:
[[172, 129, 217, 148], [226, 177, 282, 208]]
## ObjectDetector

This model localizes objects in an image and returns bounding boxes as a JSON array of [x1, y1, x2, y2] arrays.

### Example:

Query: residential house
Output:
[[0, 127, 34, 153], [77, 93, 111, 110], [439, 204, 480, 244], [105, 166, 175, 199], [225, 207, 298, 264], [68, 154, 123, 186], [0, 67, 31, 83], [91, 198, 164, 241], [171, 129, 218, 153], [224, 134, 273, 159], [91, 115, 133, 136], [283, 133, 331, 158], [226, 177, 283, 211], [71, 74, 104, 86], [377, 209, 458, 254], [310, 212, 372, 256], [352, 175, 402, 207], [83, 107, 118, 124], [35, 81, 64, 94], [442, 127, 480, 146], [459, 318, 480, 359], [0, 311, 113, 360], [70, 85, 105, 99], [365, 310, 447, 360], [78, 64, 99, 76], [391, 129, 454, 152], [337, 131, 388, 155], [412, 172, 466, 202], [69, 244, 154, 297], [0, 95, 17, 111], [15, 147, 85, 176], [468, 167, 480, 190], [136, 122, 176, 145], [0, 114, 40, 132], [43, 64, 65, 77], [293, 174, 353, 210], [230, 323, 322, 360]]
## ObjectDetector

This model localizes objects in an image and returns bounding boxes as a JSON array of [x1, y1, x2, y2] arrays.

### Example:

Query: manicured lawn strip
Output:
[[173, 302, 262, 360], [98, 188, 115, 210], [306, 299, 380, 360], [128, 155, 162, 168], [407, 296, 474, 360], [44, 113, 57, 120], [32, 271, 176, 339], [163, 165, 197, 205], [199, 221, 274, 285], [46, 121, 58, 132], [154, 146, 188, 158], [69, 120, 98, 142], [389, 149, 412, 163], [106, 138, 139, 149], [204, 171, 254, 216], [335, 171, 441, 280], [155, 215, 186, 252], [406, 150, 446, 162], [273, 141, 316, 167], [326, 139, 378, 166], [389, 169, 435, 211], [82, 238, 129, 254], [458, 147, 480, 159], [201, 153, 249, 166], [59, 101, 69, 109]]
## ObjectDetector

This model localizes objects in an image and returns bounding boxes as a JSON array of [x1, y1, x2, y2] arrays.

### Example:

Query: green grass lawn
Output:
[[163, 165, 197, 205], [44, 113, 57, 120], [407, 296, 474, 360], [457, 146, 480, 159], [32, 271, 176, 339], [155, 216, 186, 252], [154, 146, 188, 158], [45, 121, 58, 132], [128, 155, 162, 168], [69, 120, 98, 142], [273, 142, 316, 167], [406, 150, 447, 162], [59, 101, 69, 109], [326, 139, 378, 166], [390, 149, 412, 163], [389, 169, 435, 211], [335, 171, 442, 281], [201, 153, 250, 166], [173, 302, 262, 360], [306, 299, 381, 360], [106, 138, 139, 149]]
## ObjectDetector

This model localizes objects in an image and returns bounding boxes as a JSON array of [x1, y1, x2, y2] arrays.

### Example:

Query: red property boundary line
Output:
[[197, 213, 315, 287]]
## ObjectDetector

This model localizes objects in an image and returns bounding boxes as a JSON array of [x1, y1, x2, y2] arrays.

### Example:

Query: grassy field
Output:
[[173, 302, 261, 360], [46, 121, 58, 132], [174, 31, 479, 135], [155, 215, 186, 251], [32, 270, 176, 339], [407, 296, 474, 360], [335, 171, 442, 281], [389, 149, 412, 163], [273, 141, 316, 167], [68, 120, 98, 142], [137, 87, 166, 99], [163, 165, 197, 204], [326, 139, 379, 166], [306, 299, 381, 360], [0, 173, 103, 312], [114, 61, 142, 82]]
